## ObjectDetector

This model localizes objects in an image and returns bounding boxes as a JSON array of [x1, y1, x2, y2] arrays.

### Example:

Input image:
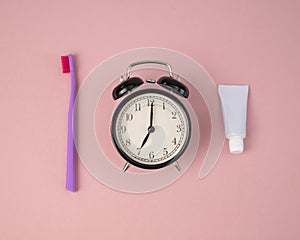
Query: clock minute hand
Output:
[[149, 101, 154, 127], [140, 102, 155, 149]]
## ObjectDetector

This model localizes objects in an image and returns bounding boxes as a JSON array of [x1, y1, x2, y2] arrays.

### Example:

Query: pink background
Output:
[[1, 0, 300, 239]]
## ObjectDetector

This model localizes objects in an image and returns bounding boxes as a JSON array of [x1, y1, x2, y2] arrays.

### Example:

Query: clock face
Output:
[[111, 88, 191, 169]]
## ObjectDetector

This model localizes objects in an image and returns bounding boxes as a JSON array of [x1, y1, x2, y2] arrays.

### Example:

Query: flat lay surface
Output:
[[1, 0, 300, 239]]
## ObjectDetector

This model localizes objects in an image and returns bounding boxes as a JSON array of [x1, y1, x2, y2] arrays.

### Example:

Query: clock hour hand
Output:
[[140, 125, 155, 149], [140, 132, 150, 149]]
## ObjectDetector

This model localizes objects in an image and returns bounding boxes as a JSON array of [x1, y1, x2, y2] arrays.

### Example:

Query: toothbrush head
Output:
[[61, 55, 70, 73]]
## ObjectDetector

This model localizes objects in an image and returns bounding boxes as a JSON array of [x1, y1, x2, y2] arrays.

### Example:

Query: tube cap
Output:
[[229, 136, 244, 154]]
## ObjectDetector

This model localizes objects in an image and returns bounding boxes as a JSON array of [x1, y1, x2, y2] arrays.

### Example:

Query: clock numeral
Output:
[[147, 99, 154, 106], [125, 139, 131, 146], [135, 103, 141, 111], [126, 113, 133, 121], [149, 151, 155, 159], [177, 125, 182, 132], [162, 102, 166, 110], [163, 147, 168, 156], [171, 137, 177, 145], [171, 111, 177, 119], [120, 126, 126, 133], [136, 147, 141, 155]]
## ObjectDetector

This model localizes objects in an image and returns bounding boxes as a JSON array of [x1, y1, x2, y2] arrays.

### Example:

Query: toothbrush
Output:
[[61, 54, 76, 192]]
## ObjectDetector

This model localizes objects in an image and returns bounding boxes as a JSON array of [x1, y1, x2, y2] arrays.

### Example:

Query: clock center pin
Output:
[[148, 126, 155, 133]]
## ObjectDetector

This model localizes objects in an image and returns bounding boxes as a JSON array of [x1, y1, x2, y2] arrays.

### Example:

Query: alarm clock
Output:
[[111, 61, 191, 172]]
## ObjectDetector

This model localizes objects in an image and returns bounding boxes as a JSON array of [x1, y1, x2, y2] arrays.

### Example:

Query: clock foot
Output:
[[122, 162, 130, 173], [173, 161, 181, 172]]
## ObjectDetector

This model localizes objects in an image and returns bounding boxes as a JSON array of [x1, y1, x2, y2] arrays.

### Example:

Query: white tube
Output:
[[218, 85, 249, 154]]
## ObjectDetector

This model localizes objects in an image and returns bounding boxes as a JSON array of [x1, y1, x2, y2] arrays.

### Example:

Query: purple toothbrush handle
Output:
[[66, 55, 76, 192]]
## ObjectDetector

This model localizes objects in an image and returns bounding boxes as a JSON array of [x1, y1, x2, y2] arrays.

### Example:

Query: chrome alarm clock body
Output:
[[111, 61, 191, 171]]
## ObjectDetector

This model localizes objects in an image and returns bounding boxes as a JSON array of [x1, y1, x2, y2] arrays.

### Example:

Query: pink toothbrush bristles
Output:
[[61, 56, 70, 73]]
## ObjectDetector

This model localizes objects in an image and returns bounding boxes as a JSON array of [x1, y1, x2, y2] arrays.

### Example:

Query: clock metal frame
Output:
[[111, 88, 191, 170]]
